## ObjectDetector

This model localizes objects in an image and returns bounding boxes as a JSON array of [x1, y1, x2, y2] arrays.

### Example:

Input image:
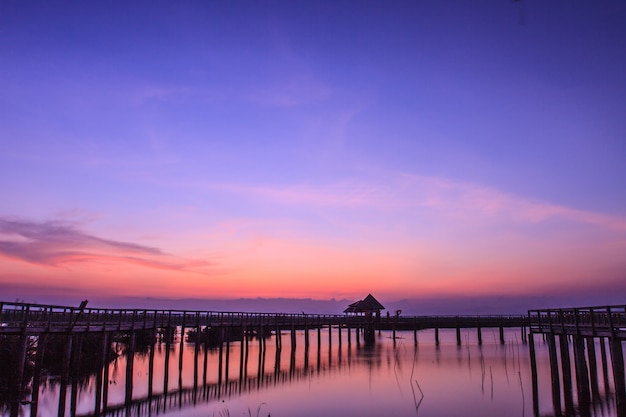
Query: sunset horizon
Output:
[[2, 1, 625, 315]]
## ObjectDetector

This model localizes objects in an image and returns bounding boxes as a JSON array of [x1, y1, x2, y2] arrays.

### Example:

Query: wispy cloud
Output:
[[204, 172, 626, 232], [0, 217, 213, 273]]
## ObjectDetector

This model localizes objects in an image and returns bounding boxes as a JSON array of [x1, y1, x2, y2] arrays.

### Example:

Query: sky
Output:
[[1, 1, 625, 312]]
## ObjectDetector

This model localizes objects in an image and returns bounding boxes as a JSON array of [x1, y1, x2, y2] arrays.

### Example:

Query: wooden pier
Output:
[[1, 300, 621, 417], [528, 305, 626, 417]]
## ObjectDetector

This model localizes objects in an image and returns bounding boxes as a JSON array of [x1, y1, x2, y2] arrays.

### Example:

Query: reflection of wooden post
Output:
[[547, 333, 562, 417], [609, 338, 626, 417], [559, 334, 574, 415], [528, 332, 539, 417]]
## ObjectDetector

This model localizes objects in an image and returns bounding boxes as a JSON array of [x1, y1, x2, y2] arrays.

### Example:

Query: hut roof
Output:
[[343, 294, 385, 313]]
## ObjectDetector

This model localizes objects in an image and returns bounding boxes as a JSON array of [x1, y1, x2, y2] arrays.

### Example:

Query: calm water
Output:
[[7, 328, 620, 417]]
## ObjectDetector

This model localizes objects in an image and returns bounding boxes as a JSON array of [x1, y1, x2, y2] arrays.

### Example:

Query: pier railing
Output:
[[529, 305, 626, 338], [0, 301, 527, 335]]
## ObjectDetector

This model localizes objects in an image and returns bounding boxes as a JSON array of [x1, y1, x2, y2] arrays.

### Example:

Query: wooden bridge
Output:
[[528, 305, 626, 417], [2, 301, 626, 417], [0, 301, 528, 344]]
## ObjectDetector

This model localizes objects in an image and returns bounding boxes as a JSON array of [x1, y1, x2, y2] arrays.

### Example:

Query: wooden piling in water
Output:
[[559, 334, 575, 415], [477, 326, 482, 345], [125, 332, 136, 406], [572, 336, 591, 409], [609, 338, 626, 417], [599, 337, 610, 393], [94, 332, 109, 416], [586, 337, 600, 398], [57, 333, 73, 417], [30, 333, 46, 417], [456, 326, 461, 346], [528, 332, 539, 417], [547, 333, 562, 417]]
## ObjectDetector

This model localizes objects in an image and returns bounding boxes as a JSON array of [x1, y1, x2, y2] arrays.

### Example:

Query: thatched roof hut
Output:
[[343, 294, 385, 315]]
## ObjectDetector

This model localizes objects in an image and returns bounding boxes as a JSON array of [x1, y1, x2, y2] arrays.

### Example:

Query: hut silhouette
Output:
[[344, 294, 385, 319], [344, 294, 385, 344]]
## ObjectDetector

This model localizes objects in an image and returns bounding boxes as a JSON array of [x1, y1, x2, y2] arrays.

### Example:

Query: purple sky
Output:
[[1, 1, 625, 312]]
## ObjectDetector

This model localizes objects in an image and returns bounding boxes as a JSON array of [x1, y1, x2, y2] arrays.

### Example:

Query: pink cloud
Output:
[[0, 217, 214, 274], [205, 173, 626, 232]]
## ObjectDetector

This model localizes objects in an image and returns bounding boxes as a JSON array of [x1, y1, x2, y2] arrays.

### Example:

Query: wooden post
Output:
[[94, 332, 109, 416], [477, 326, 482, 345], [499, 326, 505, 345], [217, 329, 224, 387], [609, 338, 626, 417], [57, 334, 73, 417], [30, 333, 46, 417], [102, 333, 111, 414], [238, 326, 245, 385], [599, 337, 610, 393], [456, 326, 461, 346], [586, 337, 600, 398], [163, 328, 171, 409], [547, 333, 562, 417], [124, 332, 136, 406], [559, 334, 575, 415], [572, 336, 591, 414], [317, 326, 321, 349], [435, 326, 439, 346], [14, 333, 28, 409], [347, 324, 352, 346], [528, 332, 539, 417], [224, 340, 231, 382], [328, 324, 332, 349], [148, 332, 155, 403], [338, 324, 342, 347]]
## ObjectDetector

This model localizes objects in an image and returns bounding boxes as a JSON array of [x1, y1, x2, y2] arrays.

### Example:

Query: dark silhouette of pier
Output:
[[1, 301, 625, 417], [529, 305, 626, 417]]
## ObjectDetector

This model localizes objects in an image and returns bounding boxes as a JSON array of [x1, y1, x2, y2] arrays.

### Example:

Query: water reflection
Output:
[[2, 328, 621, 417]]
